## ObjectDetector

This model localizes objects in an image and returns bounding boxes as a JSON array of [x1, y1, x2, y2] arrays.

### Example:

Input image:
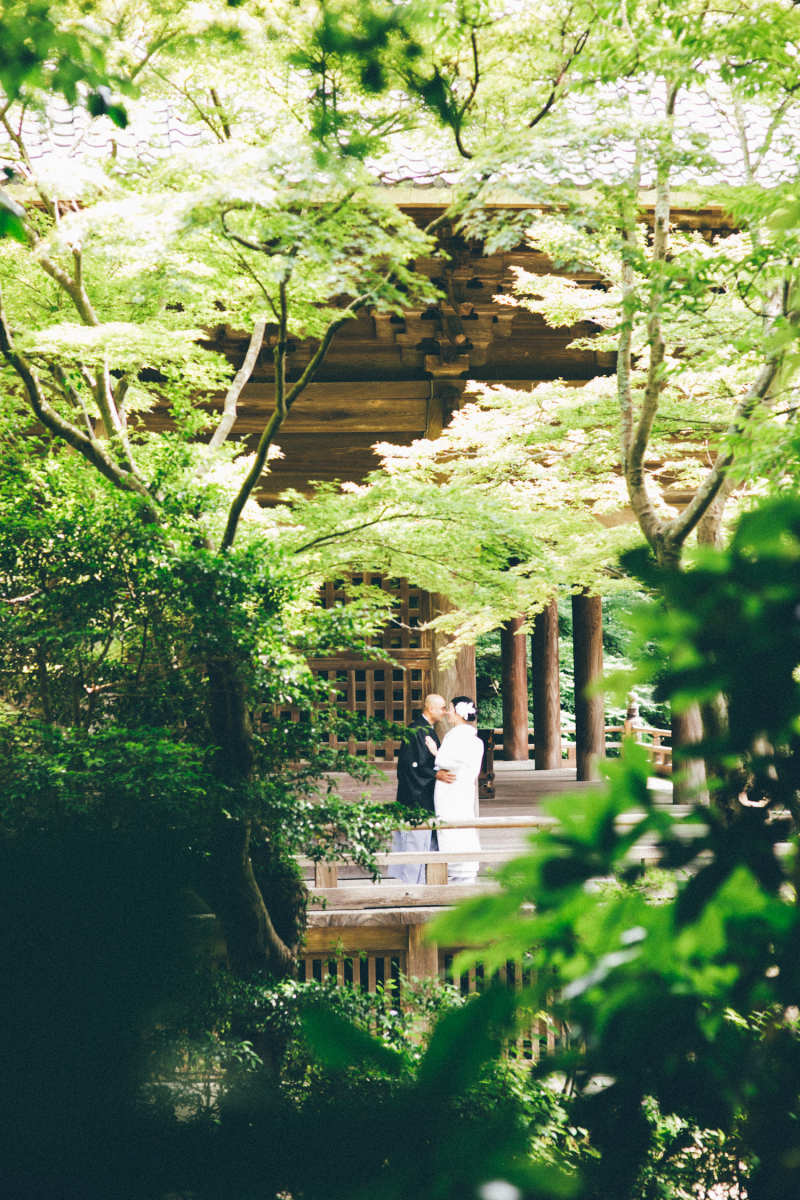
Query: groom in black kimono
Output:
[[387, 694, 456, 884]]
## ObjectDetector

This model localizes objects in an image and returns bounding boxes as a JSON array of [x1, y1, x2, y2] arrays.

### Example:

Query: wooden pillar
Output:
[[572, 591, 604, 781], [530, 599, 561, 769], [500, 616, 529, 760], [314, 862, 338, 888]]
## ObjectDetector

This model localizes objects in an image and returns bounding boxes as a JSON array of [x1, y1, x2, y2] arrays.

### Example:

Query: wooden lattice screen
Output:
[[298, 949, 568, 1062], [275, 575, 433, 761]]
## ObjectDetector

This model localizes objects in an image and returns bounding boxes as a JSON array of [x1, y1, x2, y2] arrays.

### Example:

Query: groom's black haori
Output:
[[396, 713, 440, 813]]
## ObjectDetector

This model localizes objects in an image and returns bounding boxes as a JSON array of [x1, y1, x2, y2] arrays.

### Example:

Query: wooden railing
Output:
[[298, 809, 698, 899], [489, 724, 673, 773], [298, 808, 713, 988], [603, 724, 672, 772], [299, 944, 571, 1059]]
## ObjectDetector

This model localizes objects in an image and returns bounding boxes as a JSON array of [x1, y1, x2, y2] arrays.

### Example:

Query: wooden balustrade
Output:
[[296, 939, 572, 1060], [299, 808, 700, 902], [298, 808, 716, 997], [489, 724, 673, 773]]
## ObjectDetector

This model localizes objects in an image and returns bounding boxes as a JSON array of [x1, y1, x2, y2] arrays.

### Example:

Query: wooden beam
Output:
[[572, 590, 604, 781], [530, 599, 561, 769], [500, 616, 529, 760], [305, 926, 407, 953], [307, 883, 498, 909], [297, 850, 509, 866]]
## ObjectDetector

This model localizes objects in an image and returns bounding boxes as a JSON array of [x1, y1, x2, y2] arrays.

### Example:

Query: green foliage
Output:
[[141, 968, 584, 1199], [0, 1, 128, 110], [140, 963, 761, 1199], [429, 495, 800, 1199]]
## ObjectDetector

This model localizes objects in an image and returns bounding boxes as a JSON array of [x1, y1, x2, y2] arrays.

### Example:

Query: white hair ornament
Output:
[[454, 700, 476, 719]]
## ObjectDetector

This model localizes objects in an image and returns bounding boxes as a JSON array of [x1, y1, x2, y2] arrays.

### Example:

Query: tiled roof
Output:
[[0, 95, 208, 173], [2, 80, 796, 192]]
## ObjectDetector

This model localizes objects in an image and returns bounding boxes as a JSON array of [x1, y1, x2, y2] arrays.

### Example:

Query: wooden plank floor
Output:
[[326, 759, 589, 808]]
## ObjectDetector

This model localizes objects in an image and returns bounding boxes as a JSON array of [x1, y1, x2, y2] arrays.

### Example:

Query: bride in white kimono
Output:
[[426, 696, 484, 884]]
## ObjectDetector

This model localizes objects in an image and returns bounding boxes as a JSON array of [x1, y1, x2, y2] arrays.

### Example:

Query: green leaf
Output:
[[416, 986, 516, 1097], [86, 88, 129, 130], [301, 1004, 405, 1075], [0, 191, 27, 243]]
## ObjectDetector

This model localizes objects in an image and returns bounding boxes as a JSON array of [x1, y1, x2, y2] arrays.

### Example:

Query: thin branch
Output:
[[624, 84, 679, 549], [95, 360, 139, 475], [36, 249, 99, 328], [197, 316, 266, 474], [452, 30, 480, 159], [1, 115, 57, 222], [352, 539, 481, 583], [221, 290, 368, 551], [210, 87, 232, 140], [0, 284, 158, 518], [127, 24, 183, 83], [134, 616, 149, 684], [1, 590, 42, 604], [220, 211, 270, 255], [529, 26, 592, 129], [113, 374, 131, 421], [292, 510, 434, 556], [666, 350, 782, 544], [53, 363, 96, 439], [72, 244, 83, 291], [230, 247, 278, 315], [617, 175, 640, 471]]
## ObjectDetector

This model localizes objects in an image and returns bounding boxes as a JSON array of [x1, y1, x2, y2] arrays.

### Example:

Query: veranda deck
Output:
[[302, 764, 677, 980]]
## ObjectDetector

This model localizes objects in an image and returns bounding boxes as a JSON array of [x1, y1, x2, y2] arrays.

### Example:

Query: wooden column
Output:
[[572, 591, 604, 781], [500, 616, 529, 760], [530, 599, 561, 769]]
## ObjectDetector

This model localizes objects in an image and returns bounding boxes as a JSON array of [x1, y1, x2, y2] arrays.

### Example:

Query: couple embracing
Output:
[[388, 693, 483, 886]]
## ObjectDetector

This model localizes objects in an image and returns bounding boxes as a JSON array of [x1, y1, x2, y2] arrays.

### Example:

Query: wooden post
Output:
[[500, 616, 529, 760], [407, 922, 439, 980], [315, 862, 338, 888], [426, 861, 448, 885], [530, 599, 561, 769], [572, 591, 604, 781]]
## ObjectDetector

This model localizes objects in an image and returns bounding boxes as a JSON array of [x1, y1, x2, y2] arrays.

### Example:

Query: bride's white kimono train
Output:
[[434, 724, 484, 884]]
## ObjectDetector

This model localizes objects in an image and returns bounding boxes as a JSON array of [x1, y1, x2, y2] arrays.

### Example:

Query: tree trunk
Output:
[[697, 477, 735, 549], [531, 599, 561, 769], [671, 703, 709, 806], [203, 818, 295, 978], [430, 591, 477, 740], [695, 478, 741, 812], [500, 616, 529, 760], [204, 655, 296, 978], [572, 591, 604, 782]]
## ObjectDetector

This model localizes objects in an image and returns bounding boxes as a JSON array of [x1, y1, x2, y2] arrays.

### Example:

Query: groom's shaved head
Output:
[[423, 694, 446, 721]]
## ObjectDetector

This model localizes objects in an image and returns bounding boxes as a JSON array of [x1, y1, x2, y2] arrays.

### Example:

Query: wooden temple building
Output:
[[197, 191, 722, 986], [201, 189, 710, 775]]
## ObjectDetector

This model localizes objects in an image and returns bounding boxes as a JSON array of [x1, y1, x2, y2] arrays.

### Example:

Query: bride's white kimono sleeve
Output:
[[433, 725, 484, 883]]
